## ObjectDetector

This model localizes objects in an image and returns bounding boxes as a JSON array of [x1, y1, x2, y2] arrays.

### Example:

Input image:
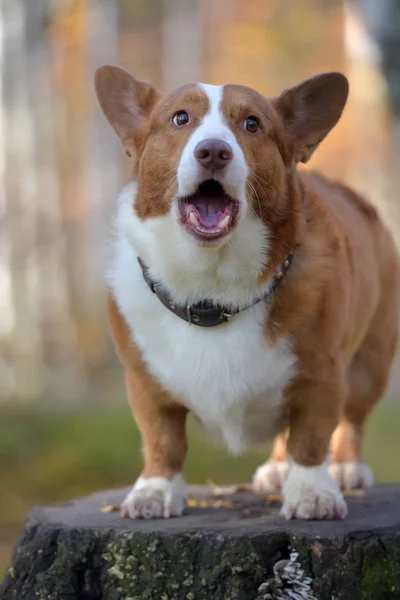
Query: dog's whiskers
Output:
[[246, 177, 263, 217]]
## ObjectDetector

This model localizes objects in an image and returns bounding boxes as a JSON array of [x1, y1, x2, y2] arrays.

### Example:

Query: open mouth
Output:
[[178, 179, 240, 241]]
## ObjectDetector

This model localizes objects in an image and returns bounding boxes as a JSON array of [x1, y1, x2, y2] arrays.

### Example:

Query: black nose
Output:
[[194, 138, 233, 171]]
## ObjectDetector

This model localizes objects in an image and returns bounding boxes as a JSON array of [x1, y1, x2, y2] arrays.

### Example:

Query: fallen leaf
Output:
[[100, 504, 120, 513], [186, 496, 234, 508], [265, 494, 283, 503], [211, 484, 253, 495], [344, 489, 365, 497], [212, 499, 233, 508]]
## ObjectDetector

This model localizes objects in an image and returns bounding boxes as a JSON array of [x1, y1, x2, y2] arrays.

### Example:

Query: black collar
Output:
[[137, 254, 293, 328]]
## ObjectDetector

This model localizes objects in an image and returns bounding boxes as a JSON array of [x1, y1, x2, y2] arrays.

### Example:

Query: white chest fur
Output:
[[109, 184, 297, 454]]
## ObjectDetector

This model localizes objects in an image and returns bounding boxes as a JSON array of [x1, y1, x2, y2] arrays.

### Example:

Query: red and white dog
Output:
[[95, 66, 399, 520]]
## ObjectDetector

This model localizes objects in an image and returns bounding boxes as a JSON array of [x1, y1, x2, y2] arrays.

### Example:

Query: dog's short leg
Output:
[[329, 419, 374, 490], [252, 429, 289, 492], [121, 370, 188, 519], [281, 377, 347, 520], [329, 322, 397, 490]]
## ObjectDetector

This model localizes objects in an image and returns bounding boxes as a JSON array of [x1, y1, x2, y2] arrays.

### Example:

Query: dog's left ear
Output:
[[274, 72, 349, 164], [94, 65, 162, 158]]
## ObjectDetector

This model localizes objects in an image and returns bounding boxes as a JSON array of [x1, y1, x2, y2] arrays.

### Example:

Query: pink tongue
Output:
[[192, 197, 228, 227]]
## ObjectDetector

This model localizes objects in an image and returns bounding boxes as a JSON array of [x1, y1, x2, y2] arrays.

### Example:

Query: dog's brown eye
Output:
[[244, 116, 259, 133], [173, 111, 189, 126]]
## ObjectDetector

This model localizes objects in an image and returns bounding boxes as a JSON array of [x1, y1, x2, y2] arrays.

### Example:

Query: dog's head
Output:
[[95, 67, 348, 251]]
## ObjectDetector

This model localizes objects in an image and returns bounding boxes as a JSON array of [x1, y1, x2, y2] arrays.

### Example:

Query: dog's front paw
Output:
[[281, 463, 347, 520], [329, 461, 374, 490], [121, 473, 187, 519], [252, 460, 289, 492]]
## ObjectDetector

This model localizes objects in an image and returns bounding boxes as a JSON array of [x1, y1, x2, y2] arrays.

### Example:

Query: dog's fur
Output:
[[95, 66, 399, 520]]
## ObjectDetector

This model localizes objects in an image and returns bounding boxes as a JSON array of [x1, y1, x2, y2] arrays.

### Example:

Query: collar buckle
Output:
[[187, 305, 200, 325]]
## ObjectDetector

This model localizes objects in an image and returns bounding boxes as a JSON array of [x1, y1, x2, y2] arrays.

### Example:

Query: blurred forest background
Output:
[[2, 0, 400, 575]]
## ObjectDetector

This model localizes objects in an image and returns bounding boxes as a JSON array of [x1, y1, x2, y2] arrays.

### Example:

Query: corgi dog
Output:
[[95, 66, 399, 520]]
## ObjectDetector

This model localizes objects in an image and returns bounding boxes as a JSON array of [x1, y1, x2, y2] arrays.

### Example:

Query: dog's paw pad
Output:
[[252, 460, 289, 492], [329, 461, 374, 490], [121, 474, 186, 519]]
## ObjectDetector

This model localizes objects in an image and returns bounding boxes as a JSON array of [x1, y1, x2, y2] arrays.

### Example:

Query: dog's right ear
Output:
[[94, 65, 162, 158]]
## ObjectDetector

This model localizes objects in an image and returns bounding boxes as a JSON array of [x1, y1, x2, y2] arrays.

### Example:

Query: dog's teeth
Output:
[[219, 215, 230, 228], [189, 212, 199, 226]]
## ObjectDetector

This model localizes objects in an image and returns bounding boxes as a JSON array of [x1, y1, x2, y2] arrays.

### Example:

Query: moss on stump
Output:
[[2, 485, 400, 600]]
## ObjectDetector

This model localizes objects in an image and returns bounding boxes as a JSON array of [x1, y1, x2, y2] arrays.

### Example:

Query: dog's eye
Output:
[[173, 111, 189, 126], [244, 116, 259, 133]]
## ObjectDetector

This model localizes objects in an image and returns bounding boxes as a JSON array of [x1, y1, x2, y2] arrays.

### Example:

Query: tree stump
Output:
[[2, 484, 400, 600]]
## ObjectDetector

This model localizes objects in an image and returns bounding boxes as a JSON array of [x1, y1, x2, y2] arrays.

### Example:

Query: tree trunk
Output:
[[2, 485, 400, 599], [354, 0, 400, 123], [161, 0, 203, 90], [2, 0, 45, 402], [345, 1, 400, 397]]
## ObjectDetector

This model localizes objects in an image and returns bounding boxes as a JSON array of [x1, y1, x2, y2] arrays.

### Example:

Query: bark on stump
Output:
[[2, 484, 400, 600]]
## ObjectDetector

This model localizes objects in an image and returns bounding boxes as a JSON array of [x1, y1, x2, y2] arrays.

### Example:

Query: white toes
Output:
[[121, 473, 187, 519], [252, 460, 289, 492], [329, 461, 374, 490], [281, 462, 348, 521]]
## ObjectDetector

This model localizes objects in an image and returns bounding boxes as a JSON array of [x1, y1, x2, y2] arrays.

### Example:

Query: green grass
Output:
[[1, 399, 400, 574]]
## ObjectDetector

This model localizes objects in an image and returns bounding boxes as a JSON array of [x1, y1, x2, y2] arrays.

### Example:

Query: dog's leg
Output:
[[121, 369, 188, 519], [107, 295, 188, 519], [330, 307, 398, 490], [329, 348, 391, 490], [252, 429, 289, 492], [329, 419, 373, 490], [281, 377, 347, 520]]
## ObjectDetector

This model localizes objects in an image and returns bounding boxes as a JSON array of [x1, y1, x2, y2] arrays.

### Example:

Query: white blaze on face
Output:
[[176, 84, 249, 204]]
